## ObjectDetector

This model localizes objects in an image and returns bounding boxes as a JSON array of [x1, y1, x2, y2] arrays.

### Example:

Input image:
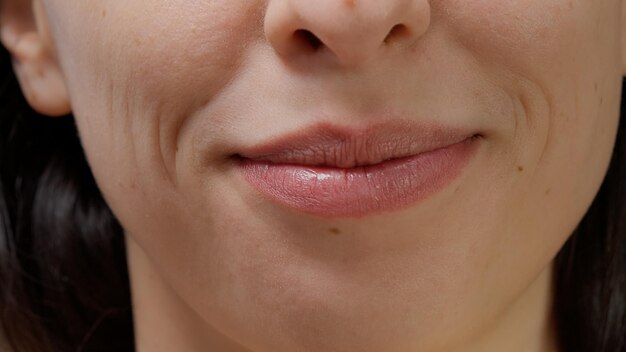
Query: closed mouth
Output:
[[233, 119, 482, 218]]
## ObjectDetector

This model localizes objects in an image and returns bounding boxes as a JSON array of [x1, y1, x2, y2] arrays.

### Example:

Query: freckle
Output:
[[101, 9, 106, 18], [29, 91, 39, 104], [600, 97, 604, 105], [329, 227, 341, 234], [517, 166, 524, 172], [545, 188, 551, 195], [594, 82, 598, 92], [344, 0, 356, 8]]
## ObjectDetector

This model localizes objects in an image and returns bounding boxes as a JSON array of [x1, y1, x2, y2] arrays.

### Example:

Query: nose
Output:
[[264, 0, 431, 68]]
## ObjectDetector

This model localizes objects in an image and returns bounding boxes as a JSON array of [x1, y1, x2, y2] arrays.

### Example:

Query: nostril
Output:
[[294, 29, 324, 51], [384, 24, 410, 44]]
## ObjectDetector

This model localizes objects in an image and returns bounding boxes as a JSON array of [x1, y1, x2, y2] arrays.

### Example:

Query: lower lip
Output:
[[236, 137, 480, 218]]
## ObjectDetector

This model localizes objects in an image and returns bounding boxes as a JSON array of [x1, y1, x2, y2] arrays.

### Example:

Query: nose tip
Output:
[[264, 0, 431, 68]]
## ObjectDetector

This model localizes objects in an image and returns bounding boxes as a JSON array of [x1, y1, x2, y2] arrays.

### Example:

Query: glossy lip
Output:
[[233, 120, 482, 218]]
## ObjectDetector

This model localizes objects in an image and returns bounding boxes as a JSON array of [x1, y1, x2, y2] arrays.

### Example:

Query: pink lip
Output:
[[234, 120, 481, 218]]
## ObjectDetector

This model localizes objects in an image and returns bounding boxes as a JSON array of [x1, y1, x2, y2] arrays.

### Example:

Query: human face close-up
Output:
[[4, 0, 625, 351]]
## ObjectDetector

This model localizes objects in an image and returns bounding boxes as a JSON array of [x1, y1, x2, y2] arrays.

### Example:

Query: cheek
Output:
[[441, 0, 622, 100], [431, 0, 623, 309], [34, 3, 269, 288], [442, 0, 622, 187], [102, 1, 263, 103], [441, 1, 571, 63], [56, 0, 262, 130], [42, 0, 263, 218]]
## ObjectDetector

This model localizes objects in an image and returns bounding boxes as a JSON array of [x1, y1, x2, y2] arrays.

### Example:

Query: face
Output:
[[3, 0, 624, 351]]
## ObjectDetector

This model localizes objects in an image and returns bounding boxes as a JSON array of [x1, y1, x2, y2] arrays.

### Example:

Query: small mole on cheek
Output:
[[29, 91, 39, 105], [329, 227, 341, 235], [101, 9, 106, 18], [119, 180, 137, 190], [517, 166, 524, 172], [545, 188, 551, 196], [344, 0, 356, 8]]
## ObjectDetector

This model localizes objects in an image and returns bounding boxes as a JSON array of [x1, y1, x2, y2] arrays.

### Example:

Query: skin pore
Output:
[[2, 0, 626, 351]]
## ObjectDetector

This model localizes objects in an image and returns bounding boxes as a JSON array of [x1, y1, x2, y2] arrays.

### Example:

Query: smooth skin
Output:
[[2, 1, 626, 351]]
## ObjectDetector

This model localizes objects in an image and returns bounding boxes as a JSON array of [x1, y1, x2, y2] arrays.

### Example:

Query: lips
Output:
[[233, 120, 481, 218]]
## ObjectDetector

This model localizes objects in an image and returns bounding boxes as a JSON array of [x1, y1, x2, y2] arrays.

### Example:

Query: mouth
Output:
[[232, 120, 482, 218]]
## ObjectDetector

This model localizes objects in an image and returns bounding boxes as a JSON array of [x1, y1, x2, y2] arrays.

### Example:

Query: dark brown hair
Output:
[[0, 44, 624, 351], [0, 46, 134, 351]]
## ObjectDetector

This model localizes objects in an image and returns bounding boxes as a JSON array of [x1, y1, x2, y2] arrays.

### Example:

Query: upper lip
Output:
[[235, 120, 479, 168]]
